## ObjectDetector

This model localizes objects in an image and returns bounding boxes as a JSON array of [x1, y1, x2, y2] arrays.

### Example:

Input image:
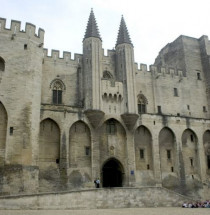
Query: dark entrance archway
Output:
[[102, 158, 123, 187]]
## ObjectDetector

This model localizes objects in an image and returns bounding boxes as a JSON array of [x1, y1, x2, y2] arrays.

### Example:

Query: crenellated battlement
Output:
[[43, 48, 83, 65], [149, 65, 184, 77], [0, 17, 44, 43], [135, 62, 185, 78]]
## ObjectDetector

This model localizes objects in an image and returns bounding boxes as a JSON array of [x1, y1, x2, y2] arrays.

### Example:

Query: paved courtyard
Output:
[[0, 208, 209, 215]]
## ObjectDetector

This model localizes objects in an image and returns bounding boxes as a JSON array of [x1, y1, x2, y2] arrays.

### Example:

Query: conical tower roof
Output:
[[116, 16, 133, 47], [84, 9, 101, 41]]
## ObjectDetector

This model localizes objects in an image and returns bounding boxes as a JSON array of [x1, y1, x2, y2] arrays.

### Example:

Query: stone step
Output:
[[0, 187, 196, 210]]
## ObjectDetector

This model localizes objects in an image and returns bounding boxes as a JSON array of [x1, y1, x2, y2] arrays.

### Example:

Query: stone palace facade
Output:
[[0, 9, 210, 199]]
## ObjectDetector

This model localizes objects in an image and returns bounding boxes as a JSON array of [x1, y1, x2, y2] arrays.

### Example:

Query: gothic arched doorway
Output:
[[102, 158, 124, 187]]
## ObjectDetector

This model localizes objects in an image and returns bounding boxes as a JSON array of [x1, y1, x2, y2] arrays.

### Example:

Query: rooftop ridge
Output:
[[116, 16, 132, 47], [84, 9, 101, 41]]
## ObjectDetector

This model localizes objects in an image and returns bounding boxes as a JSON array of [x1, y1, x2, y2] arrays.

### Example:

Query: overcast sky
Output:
[[1, 0, 210, 66]]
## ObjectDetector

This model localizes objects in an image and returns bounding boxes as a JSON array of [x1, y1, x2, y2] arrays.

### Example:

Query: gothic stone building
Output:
[[0, 9, 210, 199]]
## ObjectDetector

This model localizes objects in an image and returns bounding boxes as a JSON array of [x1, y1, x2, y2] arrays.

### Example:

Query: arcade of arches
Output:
[[36, 116, 210, 191], [1, 105, 209, 191]]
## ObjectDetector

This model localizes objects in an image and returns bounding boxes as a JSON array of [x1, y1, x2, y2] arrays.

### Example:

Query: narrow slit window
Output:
[[167, 150, 171, 160], [157, 106, 161, 114], [171, 167, 174, 172], [85, 146, 90, 156], [140, 149, 144, 159], [147, 164, 150, 170], [190, 134, 194, 142], [190, 158, 194, 167], [207, 155, 210, 169], [10, 127, 14, 135]]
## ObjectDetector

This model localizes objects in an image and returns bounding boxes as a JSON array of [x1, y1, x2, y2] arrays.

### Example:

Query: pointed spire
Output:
[[84, 9, 101, 41], [116, 16, 133, 47]]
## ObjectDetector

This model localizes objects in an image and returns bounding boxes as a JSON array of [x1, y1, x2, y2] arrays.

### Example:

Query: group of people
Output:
[[182, 200, 210, 208], [94, 178, 100, 188]]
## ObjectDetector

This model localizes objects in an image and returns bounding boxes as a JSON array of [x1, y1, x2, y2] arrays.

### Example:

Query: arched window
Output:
[[106, 119, 116, 134], [137, 93, 148, 114], [52, 81, 63, 104], [0, 57, 5, 71]]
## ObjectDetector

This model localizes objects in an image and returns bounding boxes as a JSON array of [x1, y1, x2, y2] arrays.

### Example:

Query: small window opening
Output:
[[56, 158, 60, 164], [153, 121, 155, 125], [171, 167, 174, 172], [197, 73, 201, 80], [187, 105, 190, 110], [24, 44, 27, 50], [85, 146, 90, 156], [86, 58, 88, 63], [190, 134, 194, 142], [138, 104, 146, 114], [177, 113, 180, 116], [207, 155, 210, 169], [107, 120, 116, 135], [140, 149, 144, 159], [203, 106, 207, 112], [167, 150, 171, 160], [157, 106, 162, 114], [190, 158, 194, 167], [10, 127, 14, 135], [147, 164, 150, 170], [192, 175, 194, 179], [174, 88, 178, 96], [0, 57, 5, 71]]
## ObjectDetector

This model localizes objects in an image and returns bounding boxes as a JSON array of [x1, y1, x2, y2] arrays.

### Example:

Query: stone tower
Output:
[[0, 19, 44, 194], [116, 16, 137, 114], [83, 9, 102, 110]]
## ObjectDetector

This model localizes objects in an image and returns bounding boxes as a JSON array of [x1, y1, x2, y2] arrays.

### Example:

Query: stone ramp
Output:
[[0, 187, 195, 210]]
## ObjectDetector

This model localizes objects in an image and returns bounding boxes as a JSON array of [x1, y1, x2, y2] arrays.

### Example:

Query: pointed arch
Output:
[[0, 102, 8, 165], [203, 130, 210, 174], [137, 93, 148, 114], [69, 120, 91, 168], [134, 125, 153, 171], [159, 127, 178, 189], [102, 157, 124, 187], [0, 57, 5, 71], [182, 129, 199, 177], [99, 118, 126, 170], [159, 127, 176, 172], [39, 118, 60, 163]]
